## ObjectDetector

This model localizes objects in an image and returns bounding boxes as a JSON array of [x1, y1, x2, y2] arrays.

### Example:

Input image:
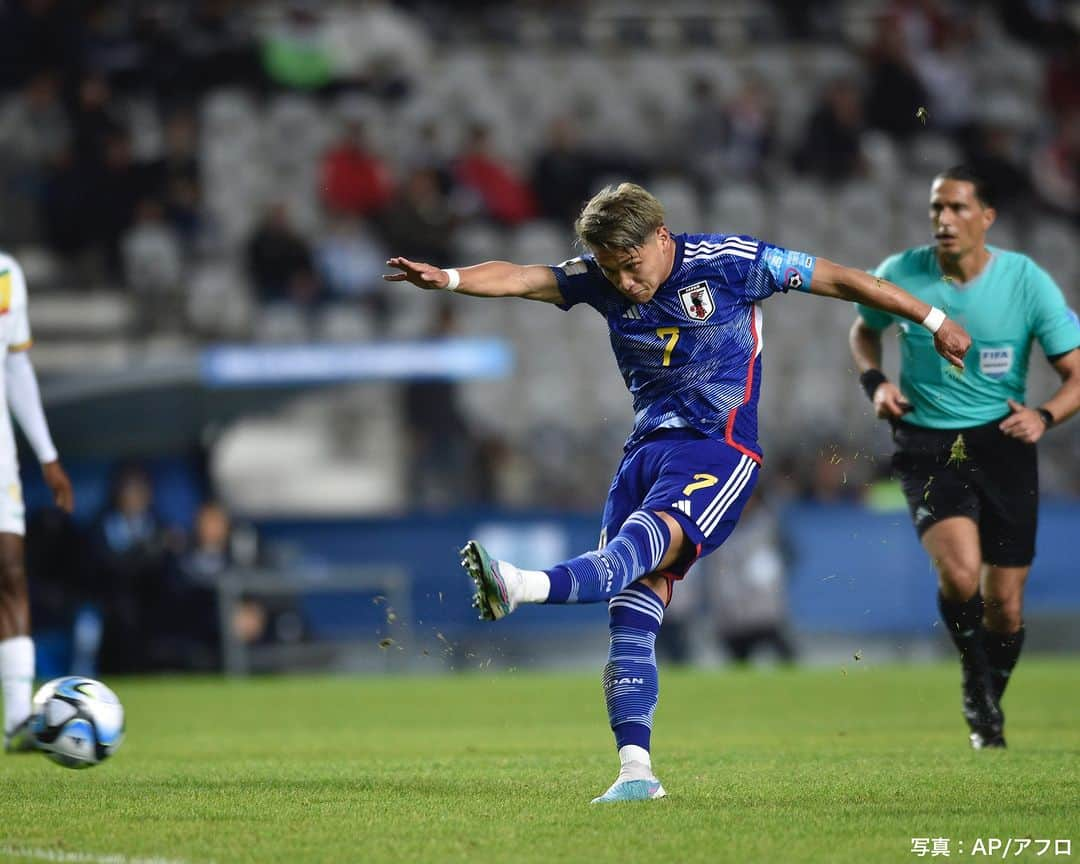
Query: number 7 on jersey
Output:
[[656, 327, 680, 367]]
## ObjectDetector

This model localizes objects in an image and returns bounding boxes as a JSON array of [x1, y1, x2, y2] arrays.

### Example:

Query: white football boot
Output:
[[591, 761, 667, 803]]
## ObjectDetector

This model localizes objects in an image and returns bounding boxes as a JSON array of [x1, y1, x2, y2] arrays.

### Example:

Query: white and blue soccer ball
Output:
[[30, 676, 125, 769]]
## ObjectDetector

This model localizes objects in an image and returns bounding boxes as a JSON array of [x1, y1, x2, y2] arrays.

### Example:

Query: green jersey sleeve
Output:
[[855, 253, 904, 331], [1025, 260, 1080, 358]]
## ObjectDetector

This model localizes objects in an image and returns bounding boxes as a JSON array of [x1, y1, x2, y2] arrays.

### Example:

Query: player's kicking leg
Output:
[[462, 531, 670, 801], [1, 532, 37, 753], [460, 511, 682, 802], [587, 446, 756, 802], [462, 508, 677, 621], [461, 436, 758, 801], [461, 540, 549, 621]]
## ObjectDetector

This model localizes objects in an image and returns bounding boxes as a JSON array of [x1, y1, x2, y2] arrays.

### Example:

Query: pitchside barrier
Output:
[[245, 502, 1080, 663], [24, 496, 1080, 674]]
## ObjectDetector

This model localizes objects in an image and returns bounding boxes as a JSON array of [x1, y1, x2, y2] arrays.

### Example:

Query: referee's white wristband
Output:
[[921, 306, 946, 334], [442, 268, 461, 291]]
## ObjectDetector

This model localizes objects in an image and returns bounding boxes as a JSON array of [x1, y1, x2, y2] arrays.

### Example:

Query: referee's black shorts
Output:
[[891, 416, 1038, 567]]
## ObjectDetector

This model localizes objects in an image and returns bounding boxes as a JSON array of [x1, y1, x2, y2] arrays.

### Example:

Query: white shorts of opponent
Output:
[[0, 469, 26, 536]]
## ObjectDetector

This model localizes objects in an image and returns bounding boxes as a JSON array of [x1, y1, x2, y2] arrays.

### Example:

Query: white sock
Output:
[[618, 744, 653, 778], [1, 636, 35, 734], [519, 568, 550, 603], [499, 562, 550, 603]]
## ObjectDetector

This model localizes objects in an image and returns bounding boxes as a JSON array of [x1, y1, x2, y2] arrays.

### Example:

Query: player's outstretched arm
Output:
[[383, 257, 564, 304], [810, 258, 970, 368]]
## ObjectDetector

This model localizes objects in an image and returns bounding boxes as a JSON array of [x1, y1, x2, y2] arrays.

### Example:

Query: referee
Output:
[[850, 166, 1080, 749]]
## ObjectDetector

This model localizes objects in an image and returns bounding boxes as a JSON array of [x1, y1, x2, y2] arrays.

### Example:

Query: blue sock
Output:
[[545, 510, 670, 604], [602, 582, 665, 753]]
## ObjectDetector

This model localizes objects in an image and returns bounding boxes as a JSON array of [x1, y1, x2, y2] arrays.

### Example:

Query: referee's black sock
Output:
[[937, 591, 986, 670], [982, 626, 1025, 703]]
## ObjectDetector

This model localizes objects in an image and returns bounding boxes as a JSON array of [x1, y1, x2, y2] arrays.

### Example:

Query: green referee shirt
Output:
[[857, 245, 1080, 429]]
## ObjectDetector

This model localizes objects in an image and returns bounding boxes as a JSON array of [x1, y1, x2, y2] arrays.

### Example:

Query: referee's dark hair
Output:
[[934, 165, 997, 209]]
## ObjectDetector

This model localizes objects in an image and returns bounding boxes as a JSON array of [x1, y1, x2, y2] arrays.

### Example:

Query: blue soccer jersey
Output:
[[551, 233, 816, 460]]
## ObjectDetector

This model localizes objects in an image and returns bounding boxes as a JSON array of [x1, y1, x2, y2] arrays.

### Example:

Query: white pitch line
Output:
[[0, 846, 213, 864]]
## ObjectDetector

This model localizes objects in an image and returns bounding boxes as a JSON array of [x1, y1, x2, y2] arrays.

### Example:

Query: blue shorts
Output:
[[600, 429, 760, 581]]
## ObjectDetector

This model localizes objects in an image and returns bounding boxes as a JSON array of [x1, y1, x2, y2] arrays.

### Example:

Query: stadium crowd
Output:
[[25, 459, 304, 675], [2, 1, 1077, 302], [1, 0, 1078, 516]]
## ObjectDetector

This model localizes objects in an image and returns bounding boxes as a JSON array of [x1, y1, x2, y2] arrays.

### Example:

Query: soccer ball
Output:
[[30, 676, 125, 769]]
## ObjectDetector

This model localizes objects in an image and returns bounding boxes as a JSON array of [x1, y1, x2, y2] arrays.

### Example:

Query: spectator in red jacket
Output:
[[453, 123, 537, 226], [319, 120, 394, 217]]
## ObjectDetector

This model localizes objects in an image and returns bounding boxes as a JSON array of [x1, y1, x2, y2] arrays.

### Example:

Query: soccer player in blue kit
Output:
[[385, 182, 971, 802]]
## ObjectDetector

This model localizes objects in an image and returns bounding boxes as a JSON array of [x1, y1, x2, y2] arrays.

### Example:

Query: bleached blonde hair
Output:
[[574, 182, 666, 251]]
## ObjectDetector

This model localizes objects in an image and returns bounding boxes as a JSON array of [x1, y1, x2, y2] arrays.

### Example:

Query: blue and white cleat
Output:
[[460, 540, 518, 621], [591, 765, 667, 803], [591, 777, 667, 804]]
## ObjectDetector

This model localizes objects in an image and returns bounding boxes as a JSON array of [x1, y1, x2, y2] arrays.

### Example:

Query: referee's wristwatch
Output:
[[859, 369, 888, 401], [1036, 407, 1054, 429]]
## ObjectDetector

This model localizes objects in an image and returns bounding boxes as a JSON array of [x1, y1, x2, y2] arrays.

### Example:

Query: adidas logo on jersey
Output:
[[672, 500, 692, 517]]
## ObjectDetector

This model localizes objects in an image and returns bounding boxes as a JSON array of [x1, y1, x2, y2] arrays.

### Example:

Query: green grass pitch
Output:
[[1, 659, 1077, 864]]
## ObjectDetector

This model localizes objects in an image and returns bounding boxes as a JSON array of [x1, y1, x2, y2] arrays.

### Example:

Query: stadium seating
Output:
[[13, 3, 1078, 512]]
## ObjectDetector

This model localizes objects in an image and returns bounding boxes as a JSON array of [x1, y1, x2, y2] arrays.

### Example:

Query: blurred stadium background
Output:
[[3, 0, 1078, 678]]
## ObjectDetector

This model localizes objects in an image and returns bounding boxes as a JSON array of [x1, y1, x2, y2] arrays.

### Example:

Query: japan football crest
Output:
[[678, 281, 714, 321]]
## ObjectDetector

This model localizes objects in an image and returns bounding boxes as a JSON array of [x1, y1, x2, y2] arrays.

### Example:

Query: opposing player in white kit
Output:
[[0, 251, 73, 752]]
